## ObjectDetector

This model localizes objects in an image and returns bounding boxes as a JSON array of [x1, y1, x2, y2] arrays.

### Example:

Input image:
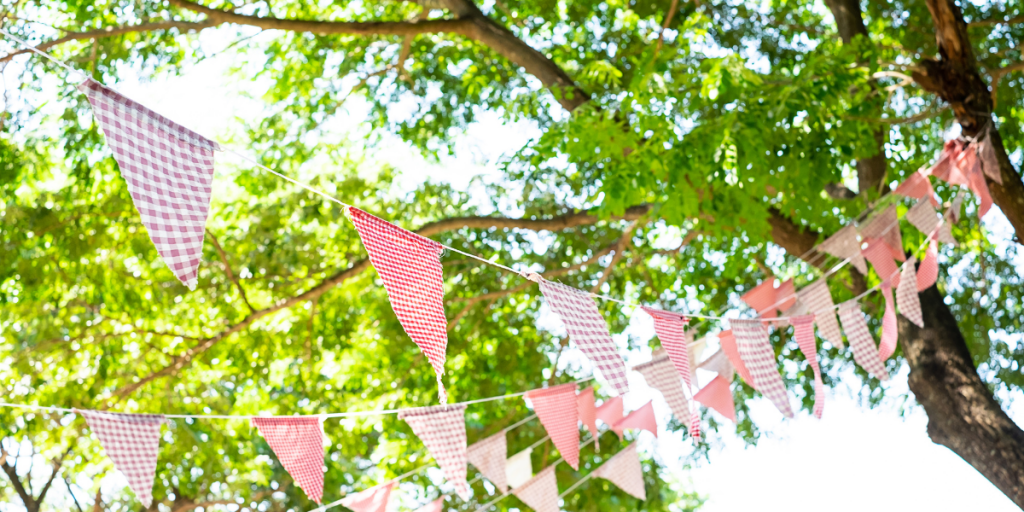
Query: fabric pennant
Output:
[[347, 207, 450, 402], [837, 301, 891, 381], [698, 349, 735, 382], [506, 448, 534, 489], [596, 396, 624, 427], [398, 404, 471, 500], [641, 307, 693, 390], [633, 350, 690, 425], [950, 189, 966, 224], [526, 383, 580, 470], [593, 443, 646, 501], [78, 79, 218, 290], [512, 465, 559, 512], [965, 154, 994, 219], [414, 497, 446, 512], [817, 225, 867, 274], [694, 376, 736, 422], [741, 279, 797, 319], [613, 401, 658, 438], [796, 280, 844, 348], [467, 431, 508, 493], [879, 283, 899, 361], [251, 417, 326, 503], [897, 258, 924, 328], [539, 279, 629, 395], [859, 204, 905, 262], [79, 410, 164, 507], [792, 316, 825, 418], [718, 329, 754, 385], [577, 387, 600, 451], [341, 482, 395, 512], [917, 239, 940, 291], [978, 132, 1003, 184], [862, 238, 901, 288], [894, 170, 939, 207], [906, 199, 956, 245], [731, 320, 794, 418]]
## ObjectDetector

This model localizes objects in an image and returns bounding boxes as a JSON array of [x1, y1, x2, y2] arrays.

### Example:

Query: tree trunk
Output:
[[900, 284, 1024, 506]]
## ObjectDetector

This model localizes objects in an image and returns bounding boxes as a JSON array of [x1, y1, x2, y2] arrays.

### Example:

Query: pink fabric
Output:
[[906, 199, 955, 245], [879, 283, 898, 361], [633, 350, 694, 439], [596, 396, 624, 426], [577, 387, 600, 451], [694, 376, 736, 422], [837, 301, 890, 381], [398, 404, 470, 500], [526, 383, 580, 470], [718, 329, 754, 386], [817, 225, 867, 274], [950, 190, 966, 224], [341, 482, 394, 512], [965, 154, 994, 219], [741, 279, 780, 318], [613, 401, 658, 438], [859, 204, 905, 262], [641, 307, 692, 389], [930, 140, 966, 184], [978, 135, 1003, 184], [698, 350, 734, 380], [539, 279, 629, 395], [251, 417, 324, 503], [791, 315, 825, 419], [592, 443, 646, 501], [79, 410, 164, 507], [512, 465, 559, 512], [78, 79, 218, 290], [348, 207, 450, 402], [917, 239, 940, 291], [897, 258, 924, 327], [413, 497, 445, 512], [467, 431, 508, 493], [796, 280, 844, 348], [862, 238, 901, 288], [732, 320, 793, 418], [894, 170, 939, 207]]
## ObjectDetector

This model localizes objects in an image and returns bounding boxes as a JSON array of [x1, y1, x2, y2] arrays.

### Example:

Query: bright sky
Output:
[[3, 28, 1023, 512]]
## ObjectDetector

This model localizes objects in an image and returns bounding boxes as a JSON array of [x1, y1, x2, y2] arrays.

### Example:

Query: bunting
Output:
[[341, 482, 395, 512], [897, 258, 924, 328], [718, 329, 754, 385], [837, 301, 890, 381], [894, 169, 939, 207], [79, 410, 164, 508], [732, 320, 794, 418], [917, 239, 940, 291], [905, 199, 955, 245], [506, 448, 534, 489], [694, 376, 736, 422], [347, 207, 451, 402], [641, 307, 693, 389], [741, 278, 797, 318], [467, 431, 508, 493], [251, 417, 326, 503], [413, 497, 446, 512], [796, 280, 844, 348], [78, 79, 218, 290], [859, 204, 905, 262], [612, 401, 658, 438], [592, 443, 646, 501], [633, 350, 690, 425], [879, 283, 899, 361], [791, 315, 825, 418], [577, 387, 600, 451], [862, 238, 901, 288], [539, 279, 629, 395], [526, 383, 580, 470], [958, 144, 994, 218], [689, 336, 708, 384], [978, 130, 1003, 184], [512, 465, 559, 512], [398, 404, 471, 500], [817, 225, 867, 274], [596, 396, 624, 427], [698, 350, 734, 381]]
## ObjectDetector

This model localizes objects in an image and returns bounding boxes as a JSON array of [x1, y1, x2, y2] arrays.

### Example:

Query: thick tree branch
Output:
[[1, 446, 36, 512], [0, 21, 219, 63]]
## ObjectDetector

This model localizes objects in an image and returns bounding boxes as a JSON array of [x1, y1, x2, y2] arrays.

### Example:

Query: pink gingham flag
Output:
[[917, 239, 939, 291], [964, 151, 994, 219], [633, 350, 689, 427], [698, 350, 734, 381], [612, 401, 658, 438], [859, 204, 905, 262], [577, 387, 600, 450], [251, 417, 325, 503], [718, 329, 754, 386], [641, 307, 693, 389], [796, 280, 844, 348], [731, 319, 794, 418], [467, 431, 508, 493], [78, 79, 218, 290], [693, 376, 736, 422], [347, 207, 451, 402], [906, 199, 956, 245], [897, 258, 924, 327], [398, 404, 471, 500], [79, 410, 164, 507], [878, 282, 899, 361], [593, 443, 646, 500], [539, 279, 629, 395], [837, 301, 890, 381], [862, 238, 901, 288], [817, 225, 867, 274], [596, 396, 624, 427], [512, 465, 559, 512], [413, 497, 446, 512], [526, 383, 580, 470], [894, 170, 939, 207], [791, 315, 825, 418], [341, 482, 395, 512]]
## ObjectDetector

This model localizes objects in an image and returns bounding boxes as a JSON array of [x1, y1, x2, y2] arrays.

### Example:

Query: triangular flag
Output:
[[79, 410, 164, 507], [879, 282, 899, 361], [593, 443, 646, 500], [512, 465, 559, 512], [837, 301, 890, 381], [633, 350, 689, 425], [526, 383, 580, 470], [978, 131, 1003, 184], [792, 315, 825, 419], [796, 280, 844, 348], [862, 238, 902, 288], [78, 79, 218, 290], [950, 189, 966, 224], [732, 319, 794, 418], [694, 376, 736, 422], [467, 431, 508, 494], [741, 279, 797, 318], [917, 239, 940, 291], [251, 417, 325, 503], [612, 401, 658, 438], [413, 497, 445, 512], [817, 225, 867, 274], [506, 448, 534, 489], [398, 404, 470, 500], [964, 153, 994, 219], [906, 199, 956, 245], [341, 482, 395, 512], [698, 349, 734, 381], [927, 140, 960, 181], [689, 336, 708, 383], [596, 396, 624, 427], [718, 329, 754, 386], [897, 258, 924, 328], [577, 387, 600, 451], [641, 308, 693, 389], [859, 204, 905, 262], [894, 170, 939, 206], [538, 279, 629, 395]]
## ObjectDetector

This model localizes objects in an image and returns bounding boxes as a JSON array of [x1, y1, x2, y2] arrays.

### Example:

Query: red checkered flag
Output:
[[906, 200, 956, 245], [79, 410, 164, 507], [398, 404, 471, 500], [791, 315, 825, 418], [413, 497, 446, 512], [917, 239, 939, 291], [894, 170, 939, 207], [897, 258, 924, 327], [593, 443, 646, 500], [466, 431, 508, 493], [78, 79, 219, 290], [633, 350, 691, 432], [341, 482, 395, 512], [878, 282, 899, 361], [817, 225, 868, 274], [251, 417, 326, 503], [347, 207, 451, 402], [796, 280, 844, 348], [859, 204, 906, 262], [577, 387, 600, 451], [732, 320, 794, 418], [512, 465, 559, 512], [612, 401, 658, 438], [838, 301, 891, 381], [526, 383, 580, 470], [641, 307, 693, 389], [862, 239, 902, 288]]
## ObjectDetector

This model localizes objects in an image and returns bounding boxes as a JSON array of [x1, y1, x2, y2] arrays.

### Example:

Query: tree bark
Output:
[[900, 284, 1024, 506]]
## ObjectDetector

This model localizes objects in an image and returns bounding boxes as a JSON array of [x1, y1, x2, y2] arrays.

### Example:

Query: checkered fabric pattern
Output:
[[862, 238, 901, 289], [641, 307, 692, 390], [791, 316, 825, 419], [897, 258, 924, 328], [906, 199, 956, 245], [593, 443, 646, 501], [612, 401, 658, 438], [506, 448, 534, 489], [698, 349, 734, 381], [693, 375, 736, 422], [964, 151, 994, 219], [348, 207, 450, 403], [917, 239, 940, 292], [512, 465, 559, 512], [929, 140, 967, 184], [251, 417, 325, 503], [816, 225, 868, 274], [413, 497, 446, 512], [539, 280, 629, 395], [894, 170, 939, 206], [950, 189, 966, 224], [859, 204, 906, 262], [577, 387, 600, 451], [878, 283, 899, 361], [796, 280, 844, 348], [78, 79, 218, 290], [717, 330, 754, 386], [341, 482, 395, 512], [467, 430, 508, 493], [837, 301, 891, 381], [731, 320, 794, 418], [978, 135, 1003, 184], [79, 410, 164, 507], [633, 350, 689, 425], [526, 383, 580, 470], [398, 404, 471, 500]]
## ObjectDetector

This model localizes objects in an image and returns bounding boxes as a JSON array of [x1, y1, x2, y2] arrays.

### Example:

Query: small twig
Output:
[[205, 229, 254, 312]]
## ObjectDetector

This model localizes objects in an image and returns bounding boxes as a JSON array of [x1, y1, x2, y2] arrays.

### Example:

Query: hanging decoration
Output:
[[641, 308, 693, 389], [795, 280, 844, 347], [591, 443, 646, 501], [414, 497, 446, 512], [978, 128, 1003, 184], [917, 239, 940, 291], [689, 336, 708, 384], [633, 350, 690, 429], [467, 431, 509, 494], [896, 258, 925, 328], [859, 204, 906, 262], [512, 465, 559, 512], [817, 225, 868, 274], [612, 401, 658, 438], [398, 404, 471, 500], [717, 329, 754, 385], [731, 320, 794, 418], [878, 283, 899, 361], [740, 278, 796, 318], [78, 79, 218, 290], [79, 410, 165, 508], [906, 199, 955, 245], [538, 279, 630, 395], [698, 350, 734, 380], [525, 383, 581, 470], [596, 396, 624, 427], [862, 239, 902, 287], [340, 482, 395, 512], [894, 169, 939, 207], [251, 417, 327, 504], [506, 448, 534, 489], [837, 302, 891, 381], [693, 376, 736, 423], [577, 387, 601, 451], [929, 140, 993, 219], [791, 315, 825, 419]]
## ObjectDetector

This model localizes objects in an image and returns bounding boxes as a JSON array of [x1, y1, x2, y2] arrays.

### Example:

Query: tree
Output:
[[0, 0, 1022, 509]]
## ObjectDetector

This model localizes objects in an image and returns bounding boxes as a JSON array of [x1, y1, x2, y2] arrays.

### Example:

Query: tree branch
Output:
[[967, 14, 1024, 27], [205, 229, 255, 312], [0, 446, 36, 512], [0, 21, 220, 64], [591, 221, 638, 293]]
